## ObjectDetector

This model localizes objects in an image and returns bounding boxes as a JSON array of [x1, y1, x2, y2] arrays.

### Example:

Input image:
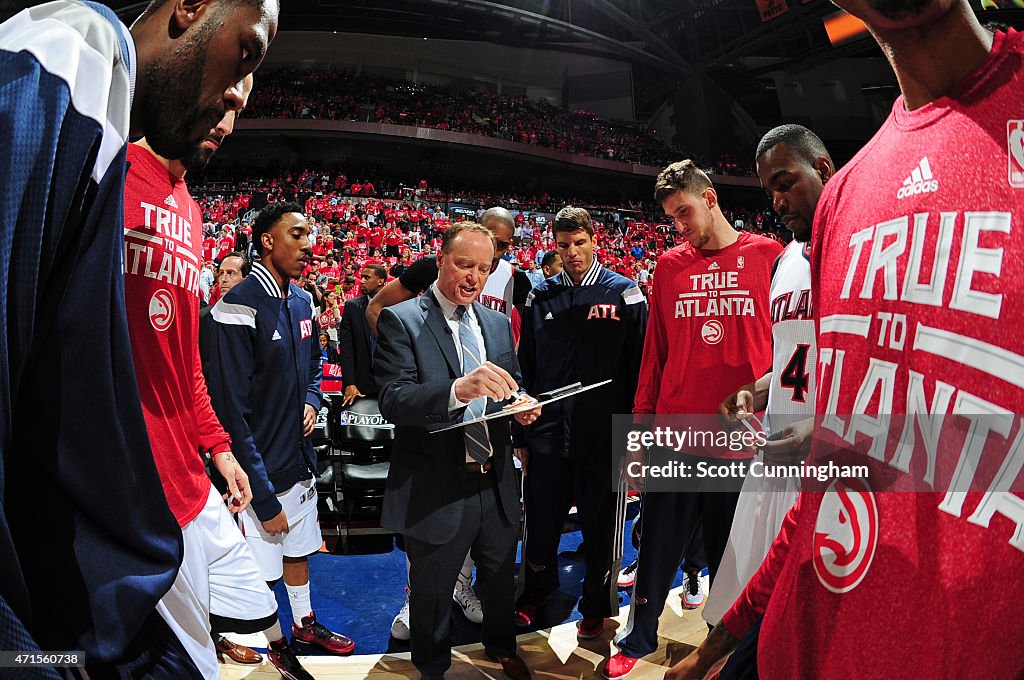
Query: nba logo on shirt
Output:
[[300, 319, 313, 339], [1008, 120, 1024, 188], [737, 256, 745, 269]]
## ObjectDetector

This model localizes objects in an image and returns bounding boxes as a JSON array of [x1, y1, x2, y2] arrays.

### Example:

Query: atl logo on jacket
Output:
[[587, 304, 620, 320]]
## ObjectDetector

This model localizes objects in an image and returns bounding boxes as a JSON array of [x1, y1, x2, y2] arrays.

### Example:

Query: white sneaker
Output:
[[453, 578, 484, 624], [681, 570, 708, 610], [391, 592, 410, 640], [617, 559, 638, 588]]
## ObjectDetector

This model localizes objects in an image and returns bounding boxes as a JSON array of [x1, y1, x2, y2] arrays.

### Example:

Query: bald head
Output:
[[479, 206, 515, 264], [480, 207, 515, 232]]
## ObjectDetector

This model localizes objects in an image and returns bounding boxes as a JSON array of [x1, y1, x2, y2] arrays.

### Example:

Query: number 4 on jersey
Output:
[[780, 344, 810, 402]]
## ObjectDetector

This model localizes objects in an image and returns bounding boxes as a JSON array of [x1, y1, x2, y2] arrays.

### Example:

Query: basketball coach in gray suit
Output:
[[375, 222, 541, 680]]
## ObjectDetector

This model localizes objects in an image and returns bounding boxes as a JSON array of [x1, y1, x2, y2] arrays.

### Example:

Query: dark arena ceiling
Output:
[[5, 0, 1020, 126], [78, 0, 889, 115]]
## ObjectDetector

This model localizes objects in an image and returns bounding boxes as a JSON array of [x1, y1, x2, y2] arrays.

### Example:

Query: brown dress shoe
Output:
[[486, 653, 532, 680], [215, 635, 263, 664]]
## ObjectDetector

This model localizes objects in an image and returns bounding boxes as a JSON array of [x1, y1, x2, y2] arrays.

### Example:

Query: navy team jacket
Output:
[[207, 263, 323, 522], [515, 262, 648, 458]]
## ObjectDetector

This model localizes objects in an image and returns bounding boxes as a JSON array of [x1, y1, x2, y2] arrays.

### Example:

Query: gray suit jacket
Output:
[[375, 290, 522, 544]]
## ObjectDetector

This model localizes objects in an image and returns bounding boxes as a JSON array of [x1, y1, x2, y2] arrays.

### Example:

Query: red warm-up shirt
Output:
[[633, 231, 780, 458], [123, 144, 231, 527], [723, 30, 1024, 679]]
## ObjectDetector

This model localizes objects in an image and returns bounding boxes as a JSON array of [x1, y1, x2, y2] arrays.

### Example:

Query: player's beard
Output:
[[181, 138, 217, 173], [867, 0, 933, 20], [138, 20, 224, 161]]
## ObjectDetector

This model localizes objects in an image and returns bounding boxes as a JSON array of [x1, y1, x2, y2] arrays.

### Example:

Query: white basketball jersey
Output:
[[765, 240, 816, 435], [479, 259, 515, 318]]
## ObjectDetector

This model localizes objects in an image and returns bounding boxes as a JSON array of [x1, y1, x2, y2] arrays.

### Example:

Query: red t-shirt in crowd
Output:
[[123, 144, 231, 527], [369, 228, 385, 249], [723, 30, 1024, 679], [634, 231, 781, 458], [216, 236, 233, 259], [320, 265, 341, 283], [202, 235, 215, 261]]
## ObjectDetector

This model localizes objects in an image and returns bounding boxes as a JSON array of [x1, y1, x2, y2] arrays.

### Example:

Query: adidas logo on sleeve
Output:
[[896, 157, 939, 199]]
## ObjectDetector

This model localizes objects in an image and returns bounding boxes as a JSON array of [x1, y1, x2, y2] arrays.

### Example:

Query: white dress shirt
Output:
[[431, 284, 492, 462]]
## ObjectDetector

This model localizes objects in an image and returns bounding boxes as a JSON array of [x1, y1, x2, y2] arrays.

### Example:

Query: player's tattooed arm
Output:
[[211, 451, 252, 513]]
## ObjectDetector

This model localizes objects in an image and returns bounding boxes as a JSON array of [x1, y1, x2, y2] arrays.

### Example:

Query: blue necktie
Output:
[[457, 306, 492, 464]]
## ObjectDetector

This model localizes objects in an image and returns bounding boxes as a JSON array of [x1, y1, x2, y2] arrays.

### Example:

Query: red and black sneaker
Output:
[[267, 638, 314, 680], [513, 603, 538, 628], [292, 612, 355, 655], [576, 616, 604, 640]]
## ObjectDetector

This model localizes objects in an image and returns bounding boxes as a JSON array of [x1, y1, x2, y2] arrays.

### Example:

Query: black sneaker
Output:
[[267, 639, 315, 680]]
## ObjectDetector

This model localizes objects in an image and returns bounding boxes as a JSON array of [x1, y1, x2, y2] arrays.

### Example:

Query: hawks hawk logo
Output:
[[148, 289, 175, 332], [701, 319, 724, 345], [812, 478, 878, 593]]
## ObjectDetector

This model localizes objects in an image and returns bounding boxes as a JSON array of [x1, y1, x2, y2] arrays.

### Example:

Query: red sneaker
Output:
[[601, 653, 640, 680], [292, 612, 355, 655], [576, 616, 604, 640], [514, 603, 538, 628]]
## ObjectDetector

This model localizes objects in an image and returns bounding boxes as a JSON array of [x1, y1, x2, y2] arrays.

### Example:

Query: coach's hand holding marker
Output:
[[454, 364, 542, 427], [455, 361, 518, 403], [212, 451, 253, 514]]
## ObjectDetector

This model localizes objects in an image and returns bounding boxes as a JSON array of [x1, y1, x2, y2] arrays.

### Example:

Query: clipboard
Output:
[[430, 379, 613, 433]]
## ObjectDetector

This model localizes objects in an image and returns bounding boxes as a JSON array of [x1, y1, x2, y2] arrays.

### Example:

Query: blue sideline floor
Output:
[[273, 503, 689, 656]]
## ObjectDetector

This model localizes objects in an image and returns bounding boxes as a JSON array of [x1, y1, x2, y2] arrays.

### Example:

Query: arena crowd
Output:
[[1, 1, 1021, 679]]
